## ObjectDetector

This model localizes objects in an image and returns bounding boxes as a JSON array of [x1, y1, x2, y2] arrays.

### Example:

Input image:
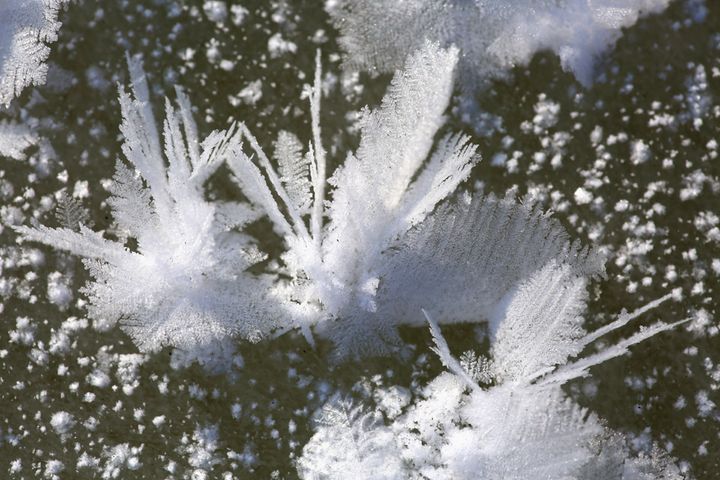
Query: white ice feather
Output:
[[0, 120, 37, 160], [328, 0, 672, 91], [0, 0, 67, 105], [298, 289, 684, 478], [16, 58, 277, 357], [232, 43, 484, 357]]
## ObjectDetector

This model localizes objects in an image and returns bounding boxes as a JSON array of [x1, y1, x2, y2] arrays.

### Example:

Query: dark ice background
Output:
[[0, 1, 718, 478]]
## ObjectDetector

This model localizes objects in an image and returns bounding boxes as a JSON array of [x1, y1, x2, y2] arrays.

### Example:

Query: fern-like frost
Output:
[[16, 56, 278, 359], [328, 0, 671, 91], [0, 0, 68, 106], [228, 42, 482, 356], [298, 300, 686, 479], [296, 396, 403, 480], [225, 42, 631, 363]]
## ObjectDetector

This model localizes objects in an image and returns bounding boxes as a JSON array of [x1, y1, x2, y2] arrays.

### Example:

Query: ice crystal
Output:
[[1, 1, 716, 477], [0, 120, 37, 160], [0, 0, 68, 106], [54, 192, 92, 231], [328, 0, 672, 91], [16, 56, 278, 355], [297, 397, 403, 479], [375, 193, 604, 332], [298, 298, 686, 479], [229, 42, 480, 356], [15, 42, 640, 362]]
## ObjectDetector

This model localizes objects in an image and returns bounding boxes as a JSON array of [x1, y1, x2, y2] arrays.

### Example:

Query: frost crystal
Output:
[[50, 411, 75, 436], [328, 0, 671, 90], [297, 397, 403, 479], [12, 40, 635, 365], [0, 0, 68, 106], [376, 193, 604, 333], [16, 56, 278, 355], [0, 120, 37, 159], [299, 296, 685, 479], [229, 43, 479, 356]]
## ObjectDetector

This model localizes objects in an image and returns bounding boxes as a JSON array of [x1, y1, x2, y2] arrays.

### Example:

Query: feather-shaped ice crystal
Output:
[[0, 0, 68, 106], [297, 298, 686, 479], [328, 0, 671, 91], [230, 42, 614, 359], [16, 57, 278, 355]]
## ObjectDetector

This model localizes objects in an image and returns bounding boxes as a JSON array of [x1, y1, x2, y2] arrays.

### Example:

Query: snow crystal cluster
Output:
[[17, 43, 670, 364], [299, 296, 684, 479], [328, 0, 671, 89], [0, 0, 68, 106], [15, 40, 690, 476], [18, 56, 280, 356]]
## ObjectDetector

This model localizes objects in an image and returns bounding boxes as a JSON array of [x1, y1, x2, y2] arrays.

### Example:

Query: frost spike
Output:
[[424, 309, 480, 392], [239, 123, 311, 243], [15, 224, 131, 264], [118, 54, 171, 219], [226, 146, 296, 239], [163, 97, 192, 187], [535, 319, 688, 388], [174, 86, 202, 169], [579, 293, 674, 348], [393, 132, 478, 232], [274, 130, 312, 214], [309, 49, 327, 249]]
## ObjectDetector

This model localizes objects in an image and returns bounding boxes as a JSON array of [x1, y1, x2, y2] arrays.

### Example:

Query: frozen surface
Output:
[[0, 1, 717, 479]]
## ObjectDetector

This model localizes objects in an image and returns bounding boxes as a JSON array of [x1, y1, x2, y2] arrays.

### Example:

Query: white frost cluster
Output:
[[17, 43, 474, 358], [49, 411, 75, 437], [17, 56, 279, 356], [228, 44, 478, 356], [327, 0, 671, 90], [0, 0, 68, 106], [13, 46, 687, 478], [298, 296, 684, 479], [0, 4, 698, 477]]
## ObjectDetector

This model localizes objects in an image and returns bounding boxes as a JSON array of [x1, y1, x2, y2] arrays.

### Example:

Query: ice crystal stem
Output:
[[535, 317, 689, 388], [310, 49, 327, 252], [424, 309, 481, 392], [580, 293, 674, 347], [239, 123, 312, 243]]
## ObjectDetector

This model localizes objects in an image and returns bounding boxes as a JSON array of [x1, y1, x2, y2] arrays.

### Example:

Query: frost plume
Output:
[[299, 297, 685, 479], [229, 43, 480, 356], [228, 42, 612, 360], [16, 56, 278, 356], [328, 0, 672, 90], [0, 0, 68, 106]]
